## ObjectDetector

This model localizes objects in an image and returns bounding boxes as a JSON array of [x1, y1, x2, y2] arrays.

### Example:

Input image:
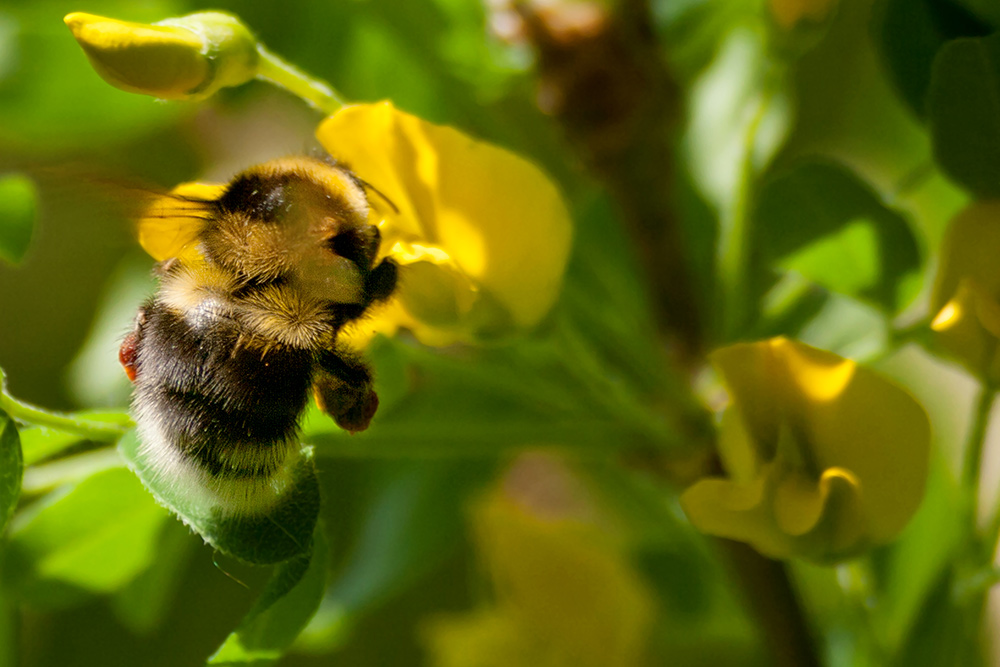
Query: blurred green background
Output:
[[1, 0, 995, 665]]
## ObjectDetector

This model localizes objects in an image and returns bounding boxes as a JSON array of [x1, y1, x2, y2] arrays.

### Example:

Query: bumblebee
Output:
[[119, 156, 397, 516]]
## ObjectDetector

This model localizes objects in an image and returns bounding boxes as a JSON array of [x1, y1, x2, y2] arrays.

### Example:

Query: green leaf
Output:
[[870, 451, 963, 651], [0, 412, 21, 536], [2, 465, 170, 607], [891, 567, 982, 667], [873, 0, 992, 118], [306, 328, 692, 459], [953, 0, 1000, 28], [0, 174, 35, 265], [18, 427, 86, 467], [929, 32, 1000, 196], [298, 462, 492, 651], [0, 4, 186, 155], [111, 520, 194, 635], [751, 161, 922, 313], [119, 430, 320, 565], [208, 525, 328, 665]]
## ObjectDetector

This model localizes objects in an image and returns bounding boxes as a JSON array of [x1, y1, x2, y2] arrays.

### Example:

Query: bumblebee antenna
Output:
[[357, 178, 400, 215]]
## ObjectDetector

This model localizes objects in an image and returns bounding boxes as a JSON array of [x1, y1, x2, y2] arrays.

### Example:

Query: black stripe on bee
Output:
[[133, 300, 314, 485]]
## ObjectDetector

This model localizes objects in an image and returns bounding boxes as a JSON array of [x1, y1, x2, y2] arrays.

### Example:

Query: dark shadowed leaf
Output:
[[751, 161, 922, 314], [298, 461, 491, 651], [208, 526, 328, 665], [953, 0, 1000, 27], [873, 0, 992, 118], [929, 33, 1000, 196]]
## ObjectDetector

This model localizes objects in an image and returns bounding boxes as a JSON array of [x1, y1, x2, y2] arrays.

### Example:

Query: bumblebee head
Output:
[[141, 157, 388, 305]]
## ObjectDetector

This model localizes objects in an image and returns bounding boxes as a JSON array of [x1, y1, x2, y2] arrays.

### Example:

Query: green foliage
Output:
[[0, 174, 36, 266], [0, 413, 21, 536], [3, 0, 1000, 666], [751, 160, 922, 313], [2, 466, 169, 607], [119, 430, 320, 565], [0, 2, 186, 153], [300, 462, 492, 650], [873, 0, 992, 118], [929, 32, 1000, 197], [208, 527, 328, 665]]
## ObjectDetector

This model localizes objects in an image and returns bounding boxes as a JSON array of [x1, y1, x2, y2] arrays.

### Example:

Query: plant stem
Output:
[[963, 383, 996, 519], [0, 392, 130, 440], [721, 540, 821, 667], [255, 45, 344, 115], [20, 447, 124, 496], [717, 76, 777, 341], [0, 592, 15, 667]]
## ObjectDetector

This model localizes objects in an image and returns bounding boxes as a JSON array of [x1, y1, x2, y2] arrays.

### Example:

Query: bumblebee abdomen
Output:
[[131, 300, 315, 514]]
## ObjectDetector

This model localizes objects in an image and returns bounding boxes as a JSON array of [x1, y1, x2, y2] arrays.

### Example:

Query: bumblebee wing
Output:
[[137, 182, 226, 261]]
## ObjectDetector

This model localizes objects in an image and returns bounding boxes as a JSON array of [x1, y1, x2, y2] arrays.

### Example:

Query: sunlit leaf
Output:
[[111, 520, 194, 635], [929, 32, 1000, 197], [0, 174, 36, 265], [208, 526, 327, 665], [18, 428, 86, 467], [0, 412, 21, 536], [119, 430, 320, 565], [2, 465, 170, 607], [685, 26, 791, 214], [752, 161, 922, 313]]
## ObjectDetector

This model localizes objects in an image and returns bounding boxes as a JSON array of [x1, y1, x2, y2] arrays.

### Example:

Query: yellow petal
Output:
[[681, 462, 870, 561], [710, 338, 789, 457], [422, 609, 554, 667], [716, 407, 761, 483], [693, 338, 930, 561], [65, 12, 257, 101], [317, 102, 572, 344], [679, 466, 792, 559], [932, 278, 1000, 382], [474, 495, 653, 667], [931, 200, 1000, 314]]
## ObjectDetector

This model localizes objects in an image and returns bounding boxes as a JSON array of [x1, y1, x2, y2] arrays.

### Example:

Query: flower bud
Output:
[[64, 11, 258, 100]]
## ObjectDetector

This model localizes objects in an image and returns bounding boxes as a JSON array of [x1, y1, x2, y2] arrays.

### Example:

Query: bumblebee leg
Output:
[[119, 307, 147, 383], [365, 258, 398, 303], [313, 348, 379, 434]]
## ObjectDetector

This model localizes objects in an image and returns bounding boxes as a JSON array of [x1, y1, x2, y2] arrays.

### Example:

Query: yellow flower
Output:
[[424, 461, 653, 667], [317, 102, 573, 346], [930, 201, 1000, 383], [64, 12, 258, 100], [680, 338, 929, 563]]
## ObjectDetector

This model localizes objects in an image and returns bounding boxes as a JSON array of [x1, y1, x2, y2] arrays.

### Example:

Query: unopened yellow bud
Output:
[[64, 11, 258, 100]]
